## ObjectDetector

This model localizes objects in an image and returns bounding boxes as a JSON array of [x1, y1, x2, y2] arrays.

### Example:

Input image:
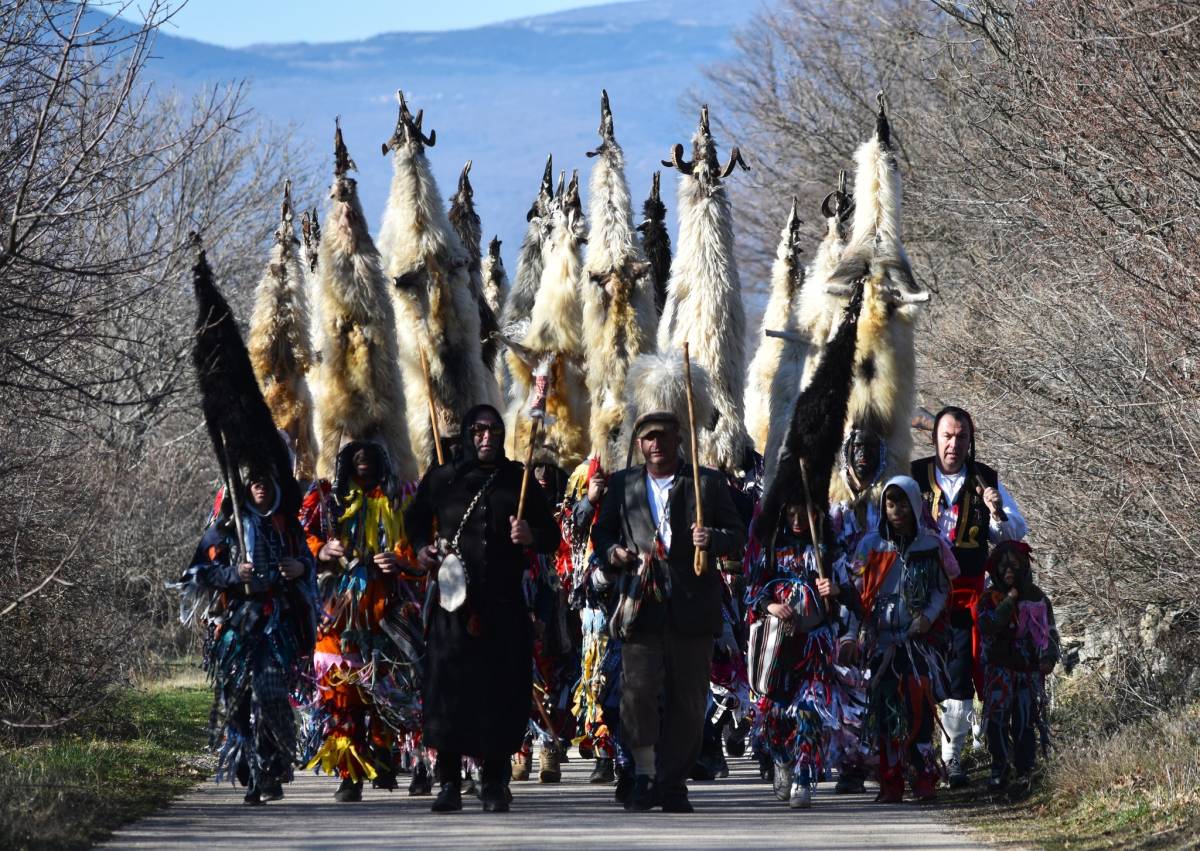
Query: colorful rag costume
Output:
[[975, 541, 1058, 782], [853, 476, 951, 801], [298, 441, 424, 785], [175, 494, 317, 797], [746, 525, 866, 797]]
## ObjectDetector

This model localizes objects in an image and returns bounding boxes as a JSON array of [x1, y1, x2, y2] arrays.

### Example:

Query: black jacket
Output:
[[591, 462, 746, 638], [405, 457, 560, 756]]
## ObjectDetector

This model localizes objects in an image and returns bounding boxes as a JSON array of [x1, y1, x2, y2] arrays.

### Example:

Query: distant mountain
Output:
[[119, 0, 764, 289]]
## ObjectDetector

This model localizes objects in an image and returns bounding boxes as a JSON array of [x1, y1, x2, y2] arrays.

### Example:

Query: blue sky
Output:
[[119, 0, 609, 47]]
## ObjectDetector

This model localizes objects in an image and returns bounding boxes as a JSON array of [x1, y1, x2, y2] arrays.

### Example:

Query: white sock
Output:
[[632, 746, 655, 777]]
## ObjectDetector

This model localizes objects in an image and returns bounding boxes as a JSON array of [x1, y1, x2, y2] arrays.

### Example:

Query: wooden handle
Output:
[[419, 347, 445, 466], [682, 343, 707, 576], [798, 459, 829, 616], [516, 416, 539, 522]]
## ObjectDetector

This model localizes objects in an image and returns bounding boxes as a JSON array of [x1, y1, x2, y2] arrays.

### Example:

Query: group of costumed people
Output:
[[172, 89, 1060, 815]]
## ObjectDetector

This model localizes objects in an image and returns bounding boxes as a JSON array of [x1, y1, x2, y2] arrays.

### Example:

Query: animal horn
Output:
[[651, 170, 661, 201], [488, 235, 501, 258], [555, 170, 566, 199], [458, 160, 473, 195], [699, 104, 711, 137], [720, 146, 748, 178], [587, 88, 615, 158], [541, 154, 554, 196], [334, 117, 356, 176], [820, 169, 854, 222], [662, 142, 694, 175], [875, 90, 891, 148]]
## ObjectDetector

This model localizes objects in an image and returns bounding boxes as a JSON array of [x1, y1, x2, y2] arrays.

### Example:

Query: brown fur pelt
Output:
[[309, 121, 417, 482], [744, 199, 807, 491], [657, 106, 750, 473], [248, 181, 317, 480], [503, 171, 590, 471], [378, 92, 501, 473], [581, 91, 658, 471], [618, 351, 714, 467]]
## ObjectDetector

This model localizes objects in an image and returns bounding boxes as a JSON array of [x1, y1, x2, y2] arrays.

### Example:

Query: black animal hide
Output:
[[192, 245, 301, 517], [637, 171, 671, 315], [756, 281, 864, 542]]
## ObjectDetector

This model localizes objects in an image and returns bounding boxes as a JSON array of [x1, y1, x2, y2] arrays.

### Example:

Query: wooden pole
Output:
[[682, 343, 707, 576], [516, 416, 540, 522], [418, 347, 445, 466], [797, 459, 829, 616], [218, 432, 251, 595]]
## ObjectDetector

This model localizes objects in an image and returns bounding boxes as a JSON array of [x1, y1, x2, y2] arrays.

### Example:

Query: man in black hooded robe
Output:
[[406, 404, 561, 813]]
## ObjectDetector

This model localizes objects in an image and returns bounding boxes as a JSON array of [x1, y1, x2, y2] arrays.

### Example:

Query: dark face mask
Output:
[[849, 433, 881, 480]]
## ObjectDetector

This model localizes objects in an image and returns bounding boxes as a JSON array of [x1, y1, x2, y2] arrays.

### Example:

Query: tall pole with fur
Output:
[[683, 343, 706, 576]]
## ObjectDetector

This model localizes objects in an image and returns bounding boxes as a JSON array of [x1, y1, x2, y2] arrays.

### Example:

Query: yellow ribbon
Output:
[[304, 734, 379, 781]]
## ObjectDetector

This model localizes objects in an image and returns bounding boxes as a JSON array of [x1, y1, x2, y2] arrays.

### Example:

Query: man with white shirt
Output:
[[911, 406, 1027, 787], [592, 409, 746, 813]]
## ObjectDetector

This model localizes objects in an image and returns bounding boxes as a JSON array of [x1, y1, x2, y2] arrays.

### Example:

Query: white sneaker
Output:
[[788, 781, 812, 809]]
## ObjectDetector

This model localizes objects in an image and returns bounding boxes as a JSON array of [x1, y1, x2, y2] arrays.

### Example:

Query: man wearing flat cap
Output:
[[591, 405, 746, 814]]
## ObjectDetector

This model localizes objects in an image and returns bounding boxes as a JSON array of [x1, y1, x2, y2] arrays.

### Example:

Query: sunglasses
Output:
[[469, 422, 504, 436]]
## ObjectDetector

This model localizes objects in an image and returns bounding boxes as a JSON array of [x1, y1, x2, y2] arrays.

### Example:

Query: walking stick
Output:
[[516, 416, 540, 522], [218, 432, 251, 595], [418, 347, 445, 466], [798, 459, 829, 616], [682, 343, 707, 576]]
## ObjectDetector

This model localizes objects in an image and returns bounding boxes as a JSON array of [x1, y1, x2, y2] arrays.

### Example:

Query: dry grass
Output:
[[0, 670, 212, 851], [945, 684, 1200, 850]]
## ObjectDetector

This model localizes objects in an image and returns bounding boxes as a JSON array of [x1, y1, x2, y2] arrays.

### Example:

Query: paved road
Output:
[[105, 753, 982, 850]]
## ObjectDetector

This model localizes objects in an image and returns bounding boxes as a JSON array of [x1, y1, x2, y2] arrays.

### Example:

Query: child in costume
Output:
[[853, 475, 951, 802], [746, 503, 864, 809], [299, 440, 426, 801], [975, 540, 1058, 796]]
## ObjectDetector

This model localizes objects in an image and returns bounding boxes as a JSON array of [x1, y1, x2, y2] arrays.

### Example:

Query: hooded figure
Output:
[[405, 403, 561, 813], [850, 474, 951, 803], [974, 540, 1058, 793]]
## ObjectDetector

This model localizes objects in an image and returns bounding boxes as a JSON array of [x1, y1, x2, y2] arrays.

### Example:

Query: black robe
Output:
[[406, 456, 560, 757]]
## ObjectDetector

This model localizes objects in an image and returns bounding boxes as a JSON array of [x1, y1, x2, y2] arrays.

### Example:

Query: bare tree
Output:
[[0, 1, 320, 728], [712, 0, 1200, 713]]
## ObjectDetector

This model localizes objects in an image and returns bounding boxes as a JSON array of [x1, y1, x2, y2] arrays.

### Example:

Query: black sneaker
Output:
[[260, 779, 284, 802], [430, 782, 463, 813], [626, 775, 658, 811], [243, 787, 265, 806], [333, 778, 363, 802], [463, 770, 478, 798], [589, 757, 615, 784], [946, 757, 969, 788], [723, 717, 750, 758], [661, 784, 694, 813], [614, 771, 634, 805], [480, 782, 510, 813], [371, 770, 397, 791], [408, 762, 432, 796], [834, 774, 866, 794]]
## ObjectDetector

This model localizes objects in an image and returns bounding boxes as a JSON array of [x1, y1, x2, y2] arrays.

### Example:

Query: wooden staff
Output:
[[218, 432, 251, 595], [516, 415, 540, 522], [682, 343, 707, 576], [418, 347, 444, 466], [798, 459, 829, 616]]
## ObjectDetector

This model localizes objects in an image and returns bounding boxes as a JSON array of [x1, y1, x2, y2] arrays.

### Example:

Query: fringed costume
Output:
[[298, 441, 427, 797], [174, 244, 317, 806], [853, 476, 951, 802], [746, 523, 865, 805], [975, 541, 1058, 791]]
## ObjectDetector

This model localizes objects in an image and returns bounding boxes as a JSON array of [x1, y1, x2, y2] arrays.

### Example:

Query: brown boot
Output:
[[511, 750, 532, 782], [538, 744, 561, 783]]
